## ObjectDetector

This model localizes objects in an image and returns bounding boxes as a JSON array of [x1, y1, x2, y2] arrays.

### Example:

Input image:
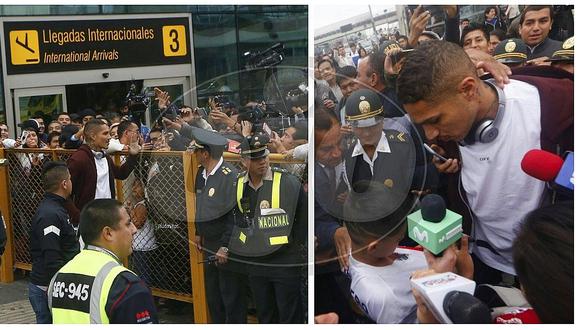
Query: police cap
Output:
[[493, 38, 527, 64], [378, 40, 401, 58], [189, 126, 228, 152], [345, 89, 384, 128], [551, 36, 574, 63], [239, 133, 270, 159]]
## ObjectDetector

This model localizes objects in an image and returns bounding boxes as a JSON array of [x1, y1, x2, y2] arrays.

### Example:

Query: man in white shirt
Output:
[[66, 119, 140, 226]]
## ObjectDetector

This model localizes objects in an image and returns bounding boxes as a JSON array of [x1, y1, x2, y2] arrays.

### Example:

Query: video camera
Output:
[[125, 81, 155, 122], [243, 43, 285, 70], [285, 82, 308, 109]]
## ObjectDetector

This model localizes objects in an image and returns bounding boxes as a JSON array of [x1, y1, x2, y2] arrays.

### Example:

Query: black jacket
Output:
[[0, 210, 6, 259], [30, 193, 80, 286]]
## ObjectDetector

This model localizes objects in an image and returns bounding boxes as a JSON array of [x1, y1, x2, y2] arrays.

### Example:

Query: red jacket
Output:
[[66, 144, 137, 225]]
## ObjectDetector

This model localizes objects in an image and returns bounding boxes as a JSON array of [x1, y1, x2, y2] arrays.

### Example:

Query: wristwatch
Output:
[[221, 247, 229, 254]]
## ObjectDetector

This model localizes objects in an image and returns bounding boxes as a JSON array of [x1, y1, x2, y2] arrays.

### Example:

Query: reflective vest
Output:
[[48, 249, 134, 324], [230, 169, 298, 257]]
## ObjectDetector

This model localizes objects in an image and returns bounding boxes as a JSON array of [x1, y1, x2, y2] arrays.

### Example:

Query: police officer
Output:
[[343, 88, 418, 223], [229, 133, 307, 323], [29, 162, 80, 324], [189, 127, 248, 323], [48, 199, 158, 324]]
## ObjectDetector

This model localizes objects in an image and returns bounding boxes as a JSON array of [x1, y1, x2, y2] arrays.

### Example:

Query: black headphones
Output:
[[461, 80, 506, 145], [92, 150, 106, 160]]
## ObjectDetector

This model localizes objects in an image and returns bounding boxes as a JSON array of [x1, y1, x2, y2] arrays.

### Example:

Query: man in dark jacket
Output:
[[29, 161, 80, 323], [519, 6, 563, 61], [66, 119, 139, 225], [397, 40, 573, 285], [187, 126, 247, 323]]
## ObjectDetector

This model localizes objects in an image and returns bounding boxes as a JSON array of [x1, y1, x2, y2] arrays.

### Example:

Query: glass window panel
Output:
[[19, 94, 64, 123], [192, 14, 240, 108]]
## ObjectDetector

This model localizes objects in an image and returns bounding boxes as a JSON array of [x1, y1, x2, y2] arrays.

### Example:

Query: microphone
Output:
[[521, 149, 574, 193], [407, 194, 463, 255], [410, 272, 477, 323], [443, 291, 492, 323]]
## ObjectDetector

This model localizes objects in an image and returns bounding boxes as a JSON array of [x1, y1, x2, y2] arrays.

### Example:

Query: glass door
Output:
[[14, 86, 67, 134], [143, 77, 191, 128]]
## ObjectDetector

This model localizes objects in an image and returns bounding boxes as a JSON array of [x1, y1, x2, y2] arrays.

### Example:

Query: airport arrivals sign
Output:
[[3, 16, 191, 75]]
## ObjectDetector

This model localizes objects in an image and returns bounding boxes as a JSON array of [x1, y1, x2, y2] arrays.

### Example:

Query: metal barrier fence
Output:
[[0, 147, 306, 323]]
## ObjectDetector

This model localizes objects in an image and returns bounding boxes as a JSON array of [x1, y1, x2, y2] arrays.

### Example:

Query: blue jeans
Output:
[[28, 283, 52, 324]]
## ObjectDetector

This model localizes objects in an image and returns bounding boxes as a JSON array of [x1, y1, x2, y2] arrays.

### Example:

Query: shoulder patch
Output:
[[385, 129, 409, 143], [221, 166, 232, 175]]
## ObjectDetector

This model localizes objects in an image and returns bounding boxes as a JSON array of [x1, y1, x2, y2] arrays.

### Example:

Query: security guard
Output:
[[188, 126, 248, 323], [343, 88, 418, 223], [493, 38, 528, 68], [29, 162, 79, 324], [48, 199, 158, 324], [229, 133, 307, 323]]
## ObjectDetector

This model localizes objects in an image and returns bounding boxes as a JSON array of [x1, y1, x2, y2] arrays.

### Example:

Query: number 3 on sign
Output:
[[162, 25, 187, 57]]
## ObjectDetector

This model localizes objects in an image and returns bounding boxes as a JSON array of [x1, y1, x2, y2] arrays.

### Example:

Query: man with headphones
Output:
[[66, 119, 141, 226], [396, 40, 573, 285]]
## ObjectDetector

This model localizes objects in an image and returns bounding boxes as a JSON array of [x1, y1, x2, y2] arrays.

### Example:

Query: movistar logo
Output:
[[412, 226, 429, 243]]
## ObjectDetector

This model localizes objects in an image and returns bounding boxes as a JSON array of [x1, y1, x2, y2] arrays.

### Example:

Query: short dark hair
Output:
[[199, 144, 224, 160], [345, 192, 415, 246], [397, 35, 408, 41], [336, 65, 357, 86], [314, 107, 339, 150], [520, 5, 554, 25], [149, 127, 163, 135], [362, 51, 386, 87], [461, 18, 470, 23], [461, 23, 490, 45], [291, 120, 308, 141], [84, 119, 108, 142], [41, 161, 69, 192], [397, 40, 478, 104], [57, 112, 70, 119], [317, 59, 335, 70], [513, 201, 573, 323], [484, 6, 497, 16], [48, 131, 60, 143], [490, 29, 507, 41], [117, 120, 136, 140], [79, 199, 124, 245]]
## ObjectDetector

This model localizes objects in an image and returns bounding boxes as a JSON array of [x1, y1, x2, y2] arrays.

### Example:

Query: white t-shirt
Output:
[[460, 80, 545, 275], [348, 247, 427, 324], [132, 200, 158, 251], [94, 155, 112, 199]]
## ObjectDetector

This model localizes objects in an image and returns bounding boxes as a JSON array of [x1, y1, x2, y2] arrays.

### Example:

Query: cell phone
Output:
[[262, 123, 272, 137], [423, 143, 449, 162]]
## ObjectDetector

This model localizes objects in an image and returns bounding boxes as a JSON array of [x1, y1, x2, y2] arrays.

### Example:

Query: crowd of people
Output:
[[1, 82, 309, 323], [315, 5, 573, 324]]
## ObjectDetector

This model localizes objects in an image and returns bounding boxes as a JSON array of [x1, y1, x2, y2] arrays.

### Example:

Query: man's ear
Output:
[[366, 239, 379, 254], [102, 226, 115, 243], [457, 77, 478, 100]]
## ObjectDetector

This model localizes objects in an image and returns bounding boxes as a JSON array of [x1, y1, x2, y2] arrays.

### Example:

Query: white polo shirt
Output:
[[351, 131, 391, 176]]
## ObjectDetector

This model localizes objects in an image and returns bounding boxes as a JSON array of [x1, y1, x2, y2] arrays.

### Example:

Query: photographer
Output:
[[154, 87, 214, 132]]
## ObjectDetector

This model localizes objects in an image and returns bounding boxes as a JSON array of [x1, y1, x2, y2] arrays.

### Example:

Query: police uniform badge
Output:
[[563, 36, 574, 50], [260, 200, 270, 209], [384, 179, 394, 188], [359, 100, 371, 114], [208, 188, 215, 197], [505, 40, 516, 53]]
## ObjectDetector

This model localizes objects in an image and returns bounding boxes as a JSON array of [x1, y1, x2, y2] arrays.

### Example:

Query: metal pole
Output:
[[368, 5, 378, 35]]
